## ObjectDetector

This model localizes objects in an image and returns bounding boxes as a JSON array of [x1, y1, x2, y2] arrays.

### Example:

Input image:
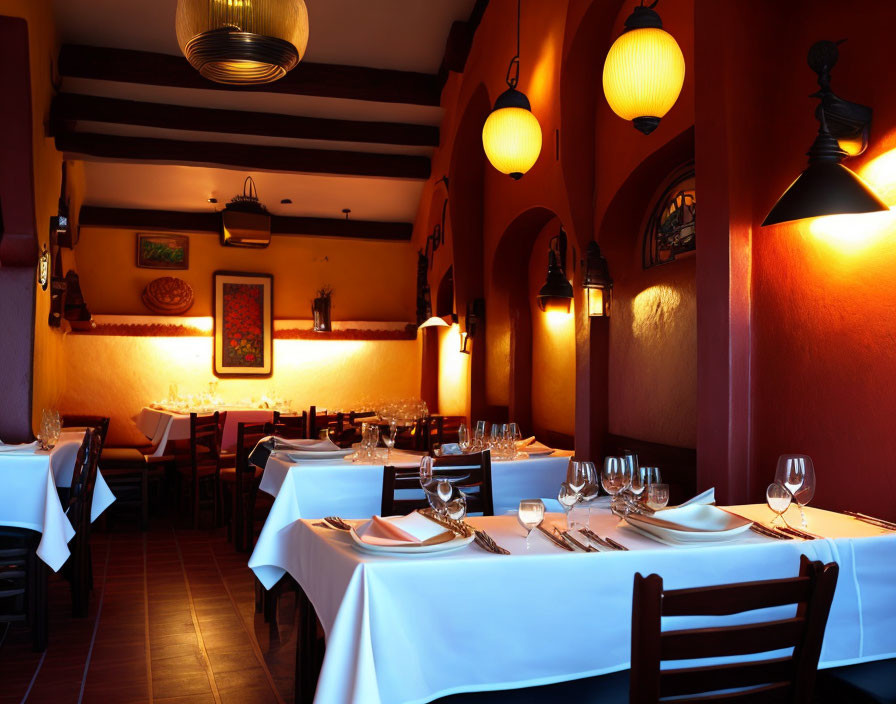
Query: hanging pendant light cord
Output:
[[504, 0, 521, 89]]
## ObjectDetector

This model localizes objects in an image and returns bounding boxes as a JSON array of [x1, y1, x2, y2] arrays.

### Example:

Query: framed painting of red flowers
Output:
[[213, 271, 273, 377]]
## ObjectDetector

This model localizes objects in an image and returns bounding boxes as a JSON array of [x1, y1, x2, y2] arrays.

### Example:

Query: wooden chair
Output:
[[381, 450, 493, 516], [630, 554, 839, 703], [0, 529, 47, 651], [223, 421, 269, 552], [61, 415, 109, 446], [308, 406, 338, 439], [172, 412, 220, 529], [605, 434, 697, 506], [65, 428, 101, 617], [269, 412, 308, 440]]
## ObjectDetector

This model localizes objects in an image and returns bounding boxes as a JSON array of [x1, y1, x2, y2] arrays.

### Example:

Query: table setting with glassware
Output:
[[249, 446, 896, 704], [0, 410, 115, 571]]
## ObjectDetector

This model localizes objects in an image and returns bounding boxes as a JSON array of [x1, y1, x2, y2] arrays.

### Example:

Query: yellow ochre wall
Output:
[[60, 335, 421, 446], [75, 228, 417, 321]]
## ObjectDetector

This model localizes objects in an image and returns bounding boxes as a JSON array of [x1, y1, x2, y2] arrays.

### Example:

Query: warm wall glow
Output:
[[631, 285, 682, 339], [859, 146, 896, 203], [807, 209, 896, 252], [532, 298, 575, 435], [602, 27, 685, 123], [538, 296, 572, 314], [482, 107, 543, 178], [437, 324, 470, 418]]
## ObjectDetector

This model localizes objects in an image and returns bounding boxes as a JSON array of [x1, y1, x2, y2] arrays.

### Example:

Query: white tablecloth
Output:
[[136, 407, 277, 455], [249, 504, 896, 704], [258, 452, 572, 520], [0, 431, 115, 571]]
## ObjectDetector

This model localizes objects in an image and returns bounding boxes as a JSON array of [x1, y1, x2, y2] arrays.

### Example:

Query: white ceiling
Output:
[[51, 0, 471, 227], [52, 0, 477, 73], [81, 162, 425, 222]]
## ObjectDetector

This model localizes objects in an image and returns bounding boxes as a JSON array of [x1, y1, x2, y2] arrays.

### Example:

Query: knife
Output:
[[536, 524, 574, 551]]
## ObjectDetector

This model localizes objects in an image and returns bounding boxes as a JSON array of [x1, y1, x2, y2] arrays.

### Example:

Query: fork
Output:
[[324, 516, 352, 531], [581, 527, 628, 551]]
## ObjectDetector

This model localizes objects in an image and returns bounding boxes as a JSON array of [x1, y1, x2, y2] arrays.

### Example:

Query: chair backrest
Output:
[[606, 433, 695, 506], [236, 421, 269, 476], [266, 411, 308, 440], [189, 412, 220, 474], [68, 428, 100, 532], [381, 450, 494, 516], [392, 416, 441, 452], [630, 555, 839, 703], [62, 415, 110, 446], [308, 405, 340, 439]]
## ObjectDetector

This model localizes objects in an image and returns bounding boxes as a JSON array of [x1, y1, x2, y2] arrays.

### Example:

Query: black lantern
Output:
[[583, 241, 613, 317], [537, 230, 573, 314], [763, 40, 888, 227]]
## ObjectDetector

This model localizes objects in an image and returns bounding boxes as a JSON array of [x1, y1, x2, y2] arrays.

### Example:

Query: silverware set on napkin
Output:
[[844, 511, 896, 531], [418, 508, 510, 555]]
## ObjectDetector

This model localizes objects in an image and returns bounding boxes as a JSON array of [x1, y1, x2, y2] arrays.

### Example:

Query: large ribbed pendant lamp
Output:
[[176, 0, 309, 85], [481, 0, 542, 179]]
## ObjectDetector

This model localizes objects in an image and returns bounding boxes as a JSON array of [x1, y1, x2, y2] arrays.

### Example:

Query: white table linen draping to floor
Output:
[[0, 430, 115, 571], [249, 504, 896, 704], [135, 406, 277, 455]]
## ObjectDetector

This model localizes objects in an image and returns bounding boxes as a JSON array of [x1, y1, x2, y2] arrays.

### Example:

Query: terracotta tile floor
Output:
[[0, 517, 297, 704]]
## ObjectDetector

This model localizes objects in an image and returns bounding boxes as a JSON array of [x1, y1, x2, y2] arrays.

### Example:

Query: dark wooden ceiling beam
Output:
[[58, 44, 441, 107], [438, 0, 489, 88], [57, 132, 431, 180], [79, 206, 413, 241], [52, 93, 439, 147]]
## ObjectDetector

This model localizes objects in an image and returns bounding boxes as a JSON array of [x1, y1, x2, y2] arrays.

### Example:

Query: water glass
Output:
[[646, 483, 670, 510], [600, 457, 627, 498], [508, 422, 522, 458], [383, 420, 398, 460], [518, 499, 545, 550], [558, 482, 579, 528], [458, 423, 470, 453], [775, 455, 815, 527], [473, 420, 487, 451], [766, 482, 792, 525], [489, 424, 503, 453]]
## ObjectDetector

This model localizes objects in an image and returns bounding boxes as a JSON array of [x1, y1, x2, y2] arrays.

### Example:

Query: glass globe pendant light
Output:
[[602, 0, 685, 135], [176, 0, 309, 85], [482, 0, 542, 179]]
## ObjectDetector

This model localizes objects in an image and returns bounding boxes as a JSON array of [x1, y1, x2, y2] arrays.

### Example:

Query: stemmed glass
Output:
[[507, 422, 522, 459], [646, 483, 670, 510], [473, 420, 487, 451], [489, 424, 503, 455], [558, 483, 579, 528], [766, 482, 792, 526], [631, 466, 661, 505], [518, 499, 545, 550], [601, 457, 630, 512], [775, 455, 815, 527], [382, 421, 398, 461], [458, 423, 470, 453], [38, 409, 61, 451]]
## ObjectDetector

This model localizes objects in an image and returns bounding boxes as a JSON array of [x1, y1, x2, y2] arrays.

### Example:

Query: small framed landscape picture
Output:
[[136, 233, 189, 269], [213, 271, 274, 377]]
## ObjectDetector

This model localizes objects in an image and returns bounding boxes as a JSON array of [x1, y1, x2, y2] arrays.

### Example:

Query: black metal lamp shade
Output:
[[537, 249, 574, 313], [762, 161, 888, 226]]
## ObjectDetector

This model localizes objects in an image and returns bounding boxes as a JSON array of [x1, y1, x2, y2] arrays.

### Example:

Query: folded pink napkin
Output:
[[272, 437, 339, 452], [355, 512, 448, 546]]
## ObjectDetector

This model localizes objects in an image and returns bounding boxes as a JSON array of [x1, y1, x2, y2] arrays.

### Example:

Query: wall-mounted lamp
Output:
[[763, 40, 888, 227], [419, 316, 450, 330], [583, 241, 613, 317], [603, 0, 685, 135], [38, 244, 51, 291], [537, 229, 574, 314], [481, 0, 542, 179], [460, 298, 484, 354]]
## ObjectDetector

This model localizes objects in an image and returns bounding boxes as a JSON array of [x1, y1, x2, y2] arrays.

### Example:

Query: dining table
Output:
[[135, 406, 279, 455], [249, 502, 896, 704], [0, 429, 116, 571]]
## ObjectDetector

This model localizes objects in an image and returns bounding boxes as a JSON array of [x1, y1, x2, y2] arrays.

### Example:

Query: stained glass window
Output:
[[643, 164, 695, 269]]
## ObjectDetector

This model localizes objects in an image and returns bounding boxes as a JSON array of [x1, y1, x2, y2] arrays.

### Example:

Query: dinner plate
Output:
[[624, 504, 751, 543], [286, 448, 355, 461], [348, 527, 475, 555], [620, 522, 747, 548]]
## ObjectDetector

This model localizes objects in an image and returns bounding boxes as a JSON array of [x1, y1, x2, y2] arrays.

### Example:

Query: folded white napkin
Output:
[[439, 443, 462, 455], [678, 487, 715, 507], [355, 511, 448, 546], [0, 441, 39, 453], [272, 436, 339, 452]]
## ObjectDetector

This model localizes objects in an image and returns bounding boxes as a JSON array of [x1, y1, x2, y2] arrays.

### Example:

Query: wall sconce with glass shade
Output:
[[763, 40, 888, 226], [537, 229, 574, 314], [176, 0, 309, 85], [418, 316, 450, 330], [460, 298, 484, 354], [482, 0, 542, 179], [583, 241, 613, 317], [602, 0, 685, 135]]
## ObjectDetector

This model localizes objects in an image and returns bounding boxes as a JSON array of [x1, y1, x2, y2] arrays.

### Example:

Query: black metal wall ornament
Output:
[[536, 228, 574, 313], [811, 40, 871, 157], [762, 40, 888, 227], [460, 298, 485, 354], [583, 241, 613, 317], [643, 164, 695, 269], [416, 176, 451, 325]]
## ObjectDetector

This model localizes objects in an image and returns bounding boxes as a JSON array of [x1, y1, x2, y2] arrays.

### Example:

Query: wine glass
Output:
[[646, 483, 670, 510], [473, 420, 487, 451], [766, 482, 792, 526], [601, 457, 629, 511], [489, 424, 502, 453], [630, 467, 647, 501], [458, 423, 470, 453], [518, 499, 545, 550], [622, 451, 638, 497], [579, 462, 601, 502], [383, 420, 398, 461], [558, 482, 579, 528], [444, 487, 467, 521], [419, 456, 435, 493], [508, 422, 522, 459], [566, 460, 591, 494], [776, 455, 815, 527]]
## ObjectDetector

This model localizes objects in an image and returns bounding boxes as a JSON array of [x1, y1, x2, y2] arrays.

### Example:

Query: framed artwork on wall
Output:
[[213, 271, 273, 377], [136, 233, 189, 269]]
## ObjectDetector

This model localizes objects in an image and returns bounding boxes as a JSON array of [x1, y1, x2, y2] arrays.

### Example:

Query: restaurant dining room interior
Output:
[[2, 0, 896, 702]]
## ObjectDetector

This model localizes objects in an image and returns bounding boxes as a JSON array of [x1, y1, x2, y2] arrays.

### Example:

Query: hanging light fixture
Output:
[[537, 230, 574, 314], [602, 0, 685, 135], [583, 241, 613, 317], [419, 316, 450, 329], [482, 0, 542, 179], [763, 41, 887, 226], [176, 0, 309, 85]]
